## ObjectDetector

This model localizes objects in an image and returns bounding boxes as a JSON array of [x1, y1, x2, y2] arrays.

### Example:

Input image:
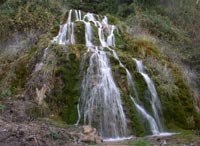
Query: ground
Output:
[[0, 98, 200, 146]]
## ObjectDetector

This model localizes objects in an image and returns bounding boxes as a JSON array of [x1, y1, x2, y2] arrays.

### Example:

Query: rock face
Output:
[[80, 125, 101, 143]]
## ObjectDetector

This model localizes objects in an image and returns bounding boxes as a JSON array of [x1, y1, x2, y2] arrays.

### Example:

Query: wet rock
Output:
[[80, 125, 101, 144], [82, 125, 94, 134]]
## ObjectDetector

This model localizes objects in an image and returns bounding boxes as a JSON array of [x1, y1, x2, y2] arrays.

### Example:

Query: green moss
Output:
[[74, 21, 85, 44], [71, 9, 77, 22], [123, 95, 145, 136], [49, 25, 59, 38], [132, 72, 151, 113], [107, 14, 117, 25], [91, 23, 100, 46], [143, 52, 200, 130], [52, 45, 80, 124], [114, 30, 127, 49], [37, 34, 51, 49], [0, 103, 6, 112], [62, 9, 78, 23], [109, 54, 145, 136], [132, 138, 150, 146], [62, 11, 69, 24], [10, 55, 30, 95]]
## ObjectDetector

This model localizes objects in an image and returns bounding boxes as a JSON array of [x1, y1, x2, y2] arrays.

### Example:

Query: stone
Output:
[[80, 125, 101, 144], [82, 125, 94, 134]]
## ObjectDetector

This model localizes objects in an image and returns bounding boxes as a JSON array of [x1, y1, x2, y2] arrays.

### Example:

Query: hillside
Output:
[[0, 0, 200, 145]]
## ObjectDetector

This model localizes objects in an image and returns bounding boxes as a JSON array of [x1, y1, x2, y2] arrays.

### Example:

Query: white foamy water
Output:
[[133, 58, 163, 132]]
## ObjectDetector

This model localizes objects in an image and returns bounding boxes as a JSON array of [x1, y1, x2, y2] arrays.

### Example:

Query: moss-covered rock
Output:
[[74, 21, 85, 44], [52, 45, 81, 124]]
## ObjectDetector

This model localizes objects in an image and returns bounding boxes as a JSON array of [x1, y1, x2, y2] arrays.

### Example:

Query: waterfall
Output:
[[126, 68, 161, 134], [133, 58, 163, 132], [92, 16, 162, 135], [50, 9, 168, 138], [84, 22, 93, 47], [67, 11, 127, 138], [75, 10, 82, 21], [112, 56, 162, 134], [52, 10, 75, 45], [107, 25, 116, 47], [130, 96, 160, 135], [80, 47, 127, 138], [34, 47, 48, 72]]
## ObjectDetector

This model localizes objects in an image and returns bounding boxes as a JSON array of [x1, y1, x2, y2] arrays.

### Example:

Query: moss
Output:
[[107, 14, 117, 25], [76, 44, 87, 50], [74, 21, 85, 44], [93, 14, 100, 21], [1, 88, 12, 97], [133, 72, 153, 117], [109, 54, 145, 136], [10, 55, 31, 95], [142, 50, 200, 130], [71, 9, 77, 22], [62, 9, 79, 23], [37, 34, 51, 49], [62, 11, 69, 24], [122, 95, 145, 136], [114, 30, 127, 49], [49, 25, 59, 38], [90, 23, 100, 46], [115, 30, 200, 131], [52, 45, 80, 124]]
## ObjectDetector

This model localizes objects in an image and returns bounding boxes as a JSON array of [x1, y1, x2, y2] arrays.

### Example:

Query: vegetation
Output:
[[132, 138, 150, 146], [0, 0, 200, 143]]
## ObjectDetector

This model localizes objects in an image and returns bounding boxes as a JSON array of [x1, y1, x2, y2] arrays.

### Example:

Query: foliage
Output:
[[51, 45, 81, 124], [1, 88, 12, 97], [132, 138, 150, 146], [0, 0, 200, 136], [0, 103, 5, 112], [0, 0, 61, 43]]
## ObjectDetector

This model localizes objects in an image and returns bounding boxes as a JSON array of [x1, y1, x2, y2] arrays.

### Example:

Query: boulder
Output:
[[80, 125, 101, 144]]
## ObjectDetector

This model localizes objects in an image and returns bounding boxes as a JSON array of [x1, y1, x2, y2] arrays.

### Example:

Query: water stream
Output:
[[50, 9, 167, 138], [133, 58, 163, 132], [74, 12, 127, 138]]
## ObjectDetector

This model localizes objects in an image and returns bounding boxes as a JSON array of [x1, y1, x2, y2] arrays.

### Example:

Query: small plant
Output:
[[132, 139, 150, 146], [0, 104, 5, 112], [1, 88, 12, 97]]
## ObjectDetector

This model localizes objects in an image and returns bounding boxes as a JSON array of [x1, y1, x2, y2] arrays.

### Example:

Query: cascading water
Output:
[[75, 10, 82, 21], [57, 11, 128, 138], [82, 10, 163, 136], [34, 47, 48, 72], [50, 9, 169, 139], [132, 58, 163, 132], [115, 55, 161, 135], [52, 10, 75, 45], [130, 96, 160, 134], [80, 47, 127, 138], [94, 19, 162, 135]]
